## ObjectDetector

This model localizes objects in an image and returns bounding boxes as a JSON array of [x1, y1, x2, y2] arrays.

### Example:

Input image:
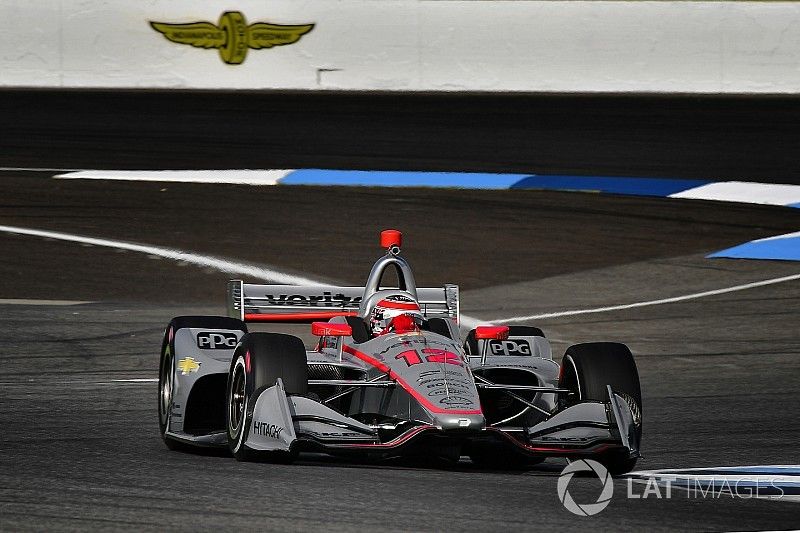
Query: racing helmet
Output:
[[368, 294, 424, 336]]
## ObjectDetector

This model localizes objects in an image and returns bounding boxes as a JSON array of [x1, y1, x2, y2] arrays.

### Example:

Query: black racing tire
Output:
[[464, 325, 545, 356], [158, 316, 247, 451], [226, 333, 308, 462], [558, 342, 642, 475]]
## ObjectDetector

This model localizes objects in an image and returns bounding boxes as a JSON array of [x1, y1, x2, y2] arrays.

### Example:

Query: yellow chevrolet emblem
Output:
[[150, 11, 314, 65], [177, 357, 201, 375]]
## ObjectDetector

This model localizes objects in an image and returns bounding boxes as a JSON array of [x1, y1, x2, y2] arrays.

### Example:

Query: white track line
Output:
[[0, 224, 317, 285], [459, 315, 486, 329], [0, 298, 91, 306], [0, 166, 85, 172], [487, 272, 800, 324], [631, 465, 800, 475], [4, 224, 798, 337], [0, 223, 482, 325], [55, 170, 293, 186]]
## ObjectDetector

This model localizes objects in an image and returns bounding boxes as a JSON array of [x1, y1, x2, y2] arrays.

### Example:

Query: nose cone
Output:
[[435, 413, 486, 432]]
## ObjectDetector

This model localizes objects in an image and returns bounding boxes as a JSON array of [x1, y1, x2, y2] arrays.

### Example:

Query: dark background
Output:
[[2, 88, 800, 182]]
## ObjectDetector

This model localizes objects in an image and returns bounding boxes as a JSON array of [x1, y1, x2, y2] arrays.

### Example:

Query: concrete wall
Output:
[[2, 1, 800, 92]]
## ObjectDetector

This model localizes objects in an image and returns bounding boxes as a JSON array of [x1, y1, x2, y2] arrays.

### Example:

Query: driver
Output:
[[368, 294, 424, 336]]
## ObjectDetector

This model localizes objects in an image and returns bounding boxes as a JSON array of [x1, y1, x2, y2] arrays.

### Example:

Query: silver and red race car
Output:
[[158, 230, 642, 473]]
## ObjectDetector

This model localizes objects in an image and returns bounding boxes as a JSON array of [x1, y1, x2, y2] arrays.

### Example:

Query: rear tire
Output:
[[226, 333, 307, 462], [158, 316, 246, 451], [558, 342, 642, 475]]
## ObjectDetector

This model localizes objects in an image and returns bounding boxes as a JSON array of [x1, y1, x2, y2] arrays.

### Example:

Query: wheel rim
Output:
[[160, 346, 173, 426], [228, 363, 246, 436], [619, 392, 642, 427]]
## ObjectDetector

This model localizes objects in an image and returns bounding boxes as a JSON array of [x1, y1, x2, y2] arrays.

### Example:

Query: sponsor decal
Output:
[[177, 357, 201, 375], [314, 431, 365, 438], [264, 292, 362, 307], [196, 331, 238, 350], [376, 294, 419, 311], [253, 421, 284, 439], [489, 339, 532, 356], [429, 388, 472, 397], [320, 335, 340, 350], [150, 11, 314, 65], [438, 396, 473, 406], [536, 435, 597, 443], [417, 370, 476, 402]]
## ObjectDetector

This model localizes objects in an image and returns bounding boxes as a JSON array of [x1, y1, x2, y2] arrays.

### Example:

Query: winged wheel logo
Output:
[[150, 11, 314, 65]]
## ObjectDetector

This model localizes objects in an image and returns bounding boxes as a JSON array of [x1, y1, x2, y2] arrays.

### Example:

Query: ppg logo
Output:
[[489, 339, 532, 356], [196, 331, 239, 350]]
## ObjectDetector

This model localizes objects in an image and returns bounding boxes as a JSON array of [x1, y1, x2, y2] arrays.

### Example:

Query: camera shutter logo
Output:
[[557, 459, 614, 516]]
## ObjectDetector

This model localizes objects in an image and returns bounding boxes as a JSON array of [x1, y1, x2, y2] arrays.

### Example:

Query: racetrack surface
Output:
[[1, 172, 800, 531]]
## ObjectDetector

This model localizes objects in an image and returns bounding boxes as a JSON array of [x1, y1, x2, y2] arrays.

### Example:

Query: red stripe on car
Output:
[[376, 299, 420, 311], [342, 344, 482, 416], [244, 311, 358, 323]]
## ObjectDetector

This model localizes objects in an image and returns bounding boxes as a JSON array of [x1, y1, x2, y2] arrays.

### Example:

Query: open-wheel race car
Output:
[[158, 230, 642, 473]]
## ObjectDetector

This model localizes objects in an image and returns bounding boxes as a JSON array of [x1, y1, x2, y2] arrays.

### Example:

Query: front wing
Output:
[[241, 379, 640, 461]]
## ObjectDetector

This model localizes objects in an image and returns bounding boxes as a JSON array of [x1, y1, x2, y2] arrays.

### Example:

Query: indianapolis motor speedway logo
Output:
[[150, 11, 314, 65]]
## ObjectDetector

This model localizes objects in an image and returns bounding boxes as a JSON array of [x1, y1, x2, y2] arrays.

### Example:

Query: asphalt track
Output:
[[1, 170, 800, 531]]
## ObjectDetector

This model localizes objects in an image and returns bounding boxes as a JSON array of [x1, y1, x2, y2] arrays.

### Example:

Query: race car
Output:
[[158, 229, 642, 473]]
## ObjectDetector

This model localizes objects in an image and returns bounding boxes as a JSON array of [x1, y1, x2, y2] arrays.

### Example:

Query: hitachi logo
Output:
[[253, 421, 284, 439], [264, 292, 362, 307]]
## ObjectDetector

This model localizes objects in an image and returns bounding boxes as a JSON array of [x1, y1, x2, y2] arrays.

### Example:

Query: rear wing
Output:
[[227, 280, 460, 323]]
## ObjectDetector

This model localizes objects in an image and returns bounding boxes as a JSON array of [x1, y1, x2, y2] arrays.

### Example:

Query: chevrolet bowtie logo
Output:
[[177, 357, 201, 375], [150, 11, 314, 65]]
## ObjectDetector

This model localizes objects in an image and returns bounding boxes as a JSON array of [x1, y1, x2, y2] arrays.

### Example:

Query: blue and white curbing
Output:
[[55, 169, 292, 186], [56, 169, 800, 262], [626, 465, 800, 499], [56, 169, 800, 208], [709, 231, 800, 262]]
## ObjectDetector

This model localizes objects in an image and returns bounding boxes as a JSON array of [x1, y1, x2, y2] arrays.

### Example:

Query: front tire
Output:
[[226, 333, 308, 462], [158, 316, 246, 451], [559, 342, 642, 475], [158, 331, 179, 450]]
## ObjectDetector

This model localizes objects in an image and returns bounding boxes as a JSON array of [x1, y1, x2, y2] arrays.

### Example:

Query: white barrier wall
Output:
[[2, 1, 800, 93]]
